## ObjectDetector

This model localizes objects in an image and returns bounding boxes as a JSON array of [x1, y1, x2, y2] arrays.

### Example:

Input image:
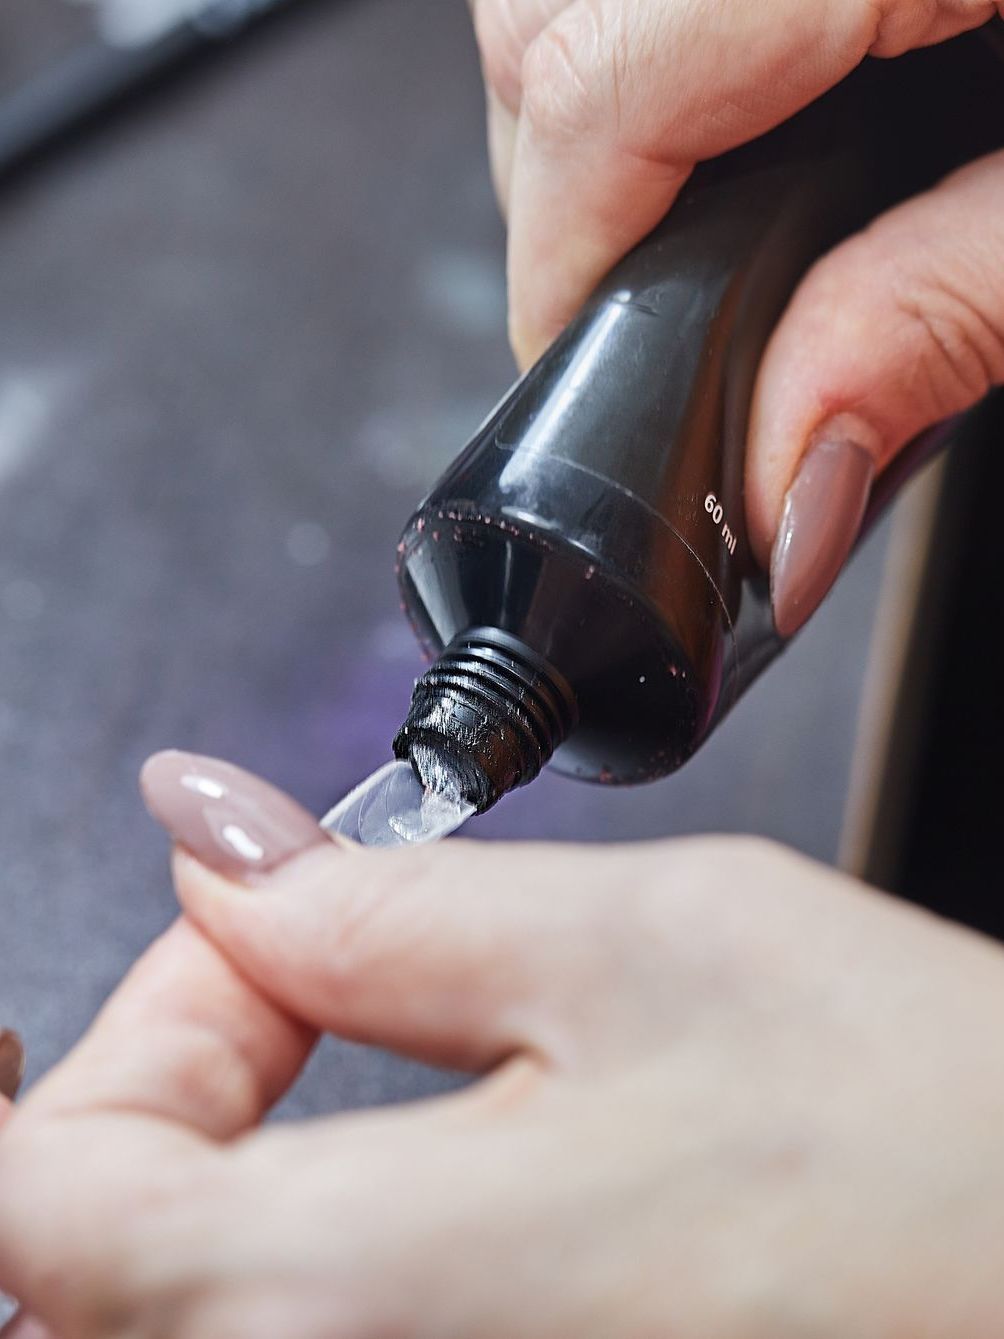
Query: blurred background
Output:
[[0, 0, 999, 1210]]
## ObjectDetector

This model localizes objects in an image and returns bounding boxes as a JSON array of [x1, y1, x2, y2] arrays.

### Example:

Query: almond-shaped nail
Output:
[[0, 1030, 25, 1102], [770, 418, 877, 639], [140, 751, 330, 882]]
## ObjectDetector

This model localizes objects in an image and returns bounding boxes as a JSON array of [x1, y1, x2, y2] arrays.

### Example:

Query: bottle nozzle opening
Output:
[[393, 628, 578, 815]]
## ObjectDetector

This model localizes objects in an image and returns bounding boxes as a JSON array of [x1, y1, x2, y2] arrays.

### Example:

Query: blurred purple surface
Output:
[[0, 0, 892, 1122]]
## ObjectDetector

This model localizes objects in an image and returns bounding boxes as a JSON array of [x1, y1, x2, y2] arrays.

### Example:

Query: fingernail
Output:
[[140, 751, 329, 883], [0, 1030, 25, 1102], [770, 415, 877, 638]]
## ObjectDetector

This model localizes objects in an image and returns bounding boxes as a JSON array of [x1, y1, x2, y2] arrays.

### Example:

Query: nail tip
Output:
[[139, 747, 189, 796], [771, 552, 844, 640], [769, 426, 877, 641], [771, 601, 807, 641]]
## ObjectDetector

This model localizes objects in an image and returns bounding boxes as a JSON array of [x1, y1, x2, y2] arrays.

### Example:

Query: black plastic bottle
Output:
[[394, 28, 1004, 816]]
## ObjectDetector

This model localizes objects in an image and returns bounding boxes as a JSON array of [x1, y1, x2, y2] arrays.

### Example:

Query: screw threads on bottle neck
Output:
[[393, 628, 578, 814]]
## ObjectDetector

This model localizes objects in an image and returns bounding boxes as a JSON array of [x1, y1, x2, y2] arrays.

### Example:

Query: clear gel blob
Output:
[[321, 760, 475, 848]]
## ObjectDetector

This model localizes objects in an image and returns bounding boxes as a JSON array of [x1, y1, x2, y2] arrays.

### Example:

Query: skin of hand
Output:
[[468, 0, 1004, 631], [3, 756, 1004, 1338]]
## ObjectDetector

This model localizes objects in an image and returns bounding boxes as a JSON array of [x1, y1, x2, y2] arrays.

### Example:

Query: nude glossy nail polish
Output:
[[140, 751, 329, 882], [771, 425, 877, 639], [0, 1030, 25, 1102]]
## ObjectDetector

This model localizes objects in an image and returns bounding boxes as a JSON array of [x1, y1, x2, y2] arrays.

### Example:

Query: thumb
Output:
[[142, 752, 610, 1073], [746, 148, 1004, 638]]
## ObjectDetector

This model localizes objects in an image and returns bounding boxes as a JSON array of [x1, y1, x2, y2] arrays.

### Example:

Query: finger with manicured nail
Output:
[[139, 751, 331, 884], [748, 150, 1004, 632]]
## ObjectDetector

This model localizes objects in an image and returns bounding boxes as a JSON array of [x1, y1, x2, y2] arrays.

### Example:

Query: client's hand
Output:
[[3, 751, 1004, 1338]]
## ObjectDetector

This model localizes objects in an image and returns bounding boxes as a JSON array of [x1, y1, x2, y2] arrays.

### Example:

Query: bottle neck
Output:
[[393, 628, 579, 814]]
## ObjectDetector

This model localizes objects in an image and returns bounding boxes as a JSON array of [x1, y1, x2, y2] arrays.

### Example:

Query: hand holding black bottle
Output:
[[330, 27, 1004, 842]]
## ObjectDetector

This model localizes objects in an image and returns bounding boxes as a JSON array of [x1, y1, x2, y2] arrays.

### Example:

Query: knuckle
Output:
[[790, 227, 876, 319], [895, 277, 1004, 413], [323, 883, 397, 994], [864, 0, 946, 58], [471, 0, 534, 110], [321, 849, 441, 997], [161, 1022, 267, 1135], [521, 5, 603, 142], [792, 214, 1004, 421]]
